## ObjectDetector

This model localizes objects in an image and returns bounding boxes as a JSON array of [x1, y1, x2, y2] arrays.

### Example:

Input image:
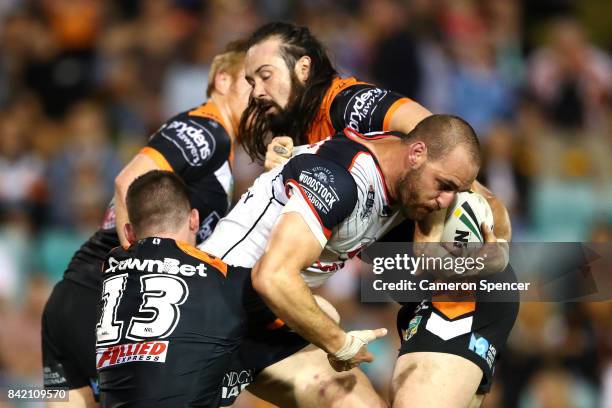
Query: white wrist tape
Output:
[[332, 330, 376, 361]]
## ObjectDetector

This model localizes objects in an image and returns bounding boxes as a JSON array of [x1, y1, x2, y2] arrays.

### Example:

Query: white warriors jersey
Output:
[[200, 128, 406, 287]]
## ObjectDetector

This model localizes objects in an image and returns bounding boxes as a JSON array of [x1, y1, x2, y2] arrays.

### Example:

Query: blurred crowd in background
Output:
[[0, 0, 610, 407]]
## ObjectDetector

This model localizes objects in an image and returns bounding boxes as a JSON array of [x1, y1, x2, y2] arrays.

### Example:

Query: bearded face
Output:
[[396, 147, 478, 220], [240, 37, 328, 160], [396, 164, 441, 220], [251, 69, 306, 136]]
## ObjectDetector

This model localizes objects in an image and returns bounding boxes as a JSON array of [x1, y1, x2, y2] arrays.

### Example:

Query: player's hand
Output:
[[328, 345, 374, 372], [412, 242, 457, 278], [327, 328, 388, 372], [463, 223, 509, 277], [264, 136, 293, 171]]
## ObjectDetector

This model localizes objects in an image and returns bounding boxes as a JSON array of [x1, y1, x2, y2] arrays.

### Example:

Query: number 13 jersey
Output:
[[96, 237, 251, 408]]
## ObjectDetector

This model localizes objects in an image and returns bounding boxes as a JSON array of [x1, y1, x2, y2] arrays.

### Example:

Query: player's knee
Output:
[[314, 295, 340, 324], [295, 363, 384, 408], [391, 355, 440, 398], [392, 354, 483, 407], [296, 370, 357, 405]]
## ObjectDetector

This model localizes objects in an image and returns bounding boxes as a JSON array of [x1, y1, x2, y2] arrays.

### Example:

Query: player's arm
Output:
[[472, 180, 511, 241], [411, 209, 457, 276], [263, 86, 434, 170], [251, 211, 386, 370], [254, 154, 387, 369], [467, 180, 511, 276], [251, 212, 344, 352], [114, 152, 170, 247], [385, 98, 433, 134], [116, 110, 230, 246]]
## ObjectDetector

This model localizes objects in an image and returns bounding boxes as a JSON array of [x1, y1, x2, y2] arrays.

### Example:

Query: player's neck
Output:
[[209, 93, 236, 140], [360, 138, 404, 202], [136, 229, 195, 247]]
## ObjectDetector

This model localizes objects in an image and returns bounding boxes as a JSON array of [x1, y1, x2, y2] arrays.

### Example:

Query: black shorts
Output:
[[397, 296, 518, 394], [98, 342, 235, 408], [218, 300, 309, 406], [42, 279, 100, 398]]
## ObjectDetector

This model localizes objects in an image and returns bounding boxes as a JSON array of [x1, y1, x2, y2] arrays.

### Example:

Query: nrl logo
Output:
[[402, 315, 422, 341]]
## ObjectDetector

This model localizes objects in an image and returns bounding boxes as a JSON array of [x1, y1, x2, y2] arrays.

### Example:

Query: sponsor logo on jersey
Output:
[[298, 167, 339, 214], [197, 211, 220, 244], [314, 260, 345, 273], [348, 88, 386, 131], [105, 256, 208, 277], [360, 185, 375, 220], [161, 119, 215, 166], [221, 369, 254, 401], [96, 340, 169, 369], [468, 333, 497, 369]]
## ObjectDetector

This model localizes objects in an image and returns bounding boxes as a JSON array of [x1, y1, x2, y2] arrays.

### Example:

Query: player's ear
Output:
[[189, 209, 200, 234], [214, 71, 231, 95], [294, 56, 311, 83], [124, 223, 137, 245], [406, 141, 427, 169]]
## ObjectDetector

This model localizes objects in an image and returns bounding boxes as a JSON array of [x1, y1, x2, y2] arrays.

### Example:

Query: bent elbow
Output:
[[114, 171, 129, 196], [251, 265, 272, 297]]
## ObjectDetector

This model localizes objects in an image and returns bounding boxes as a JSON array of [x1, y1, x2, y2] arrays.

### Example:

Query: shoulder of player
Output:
[[101, 245, 130, 274], [159, 103, 231, 142], [318, 129, 383, 174], [326, 77, 371, 105], [148, 104, 231, 169], [282, 153, 359, 205], [107, 244, 129, 259], [173, 240, 228, 276], [322, 129, 394, 198], [186, 101, 231, 136]]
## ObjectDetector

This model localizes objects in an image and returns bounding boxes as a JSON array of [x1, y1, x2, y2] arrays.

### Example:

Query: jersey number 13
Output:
[[96, 274, 189, 346]]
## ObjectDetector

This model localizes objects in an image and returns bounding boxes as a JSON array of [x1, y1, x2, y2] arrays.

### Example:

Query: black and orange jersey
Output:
[[96, 237, 250, 407], [142, 101, 234, 242], [308, 77, 411, 143], [63, 101, 234, 290]]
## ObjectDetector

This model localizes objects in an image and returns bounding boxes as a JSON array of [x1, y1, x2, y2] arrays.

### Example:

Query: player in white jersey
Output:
[[205, 128, 400, 286], [201, 114, 484, 407]]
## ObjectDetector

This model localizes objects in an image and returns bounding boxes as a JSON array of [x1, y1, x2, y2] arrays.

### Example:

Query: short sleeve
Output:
[[330, 84, 411, 133], [280, 154, 358, 247], [142, 111, 230, 177]]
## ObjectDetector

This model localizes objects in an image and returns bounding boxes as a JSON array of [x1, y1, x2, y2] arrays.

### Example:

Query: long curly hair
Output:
[[238, 22, 338, 162]]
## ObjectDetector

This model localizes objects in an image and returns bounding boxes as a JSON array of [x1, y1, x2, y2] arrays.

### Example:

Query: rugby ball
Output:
[[442, 192, 493, 245]]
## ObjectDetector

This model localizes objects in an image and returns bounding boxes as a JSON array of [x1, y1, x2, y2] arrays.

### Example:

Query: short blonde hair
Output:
[[206, 39, 248, 97]]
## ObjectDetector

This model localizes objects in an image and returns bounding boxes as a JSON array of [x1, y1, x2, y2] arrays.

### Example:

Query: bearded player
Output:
[[232, 22, 514, 407], [202, 115, 490, 407]]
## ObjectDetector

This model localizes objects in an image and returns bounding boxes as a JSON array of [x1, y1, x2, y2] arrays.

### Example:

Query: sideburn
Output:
[[400, 165, 424, 204]]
